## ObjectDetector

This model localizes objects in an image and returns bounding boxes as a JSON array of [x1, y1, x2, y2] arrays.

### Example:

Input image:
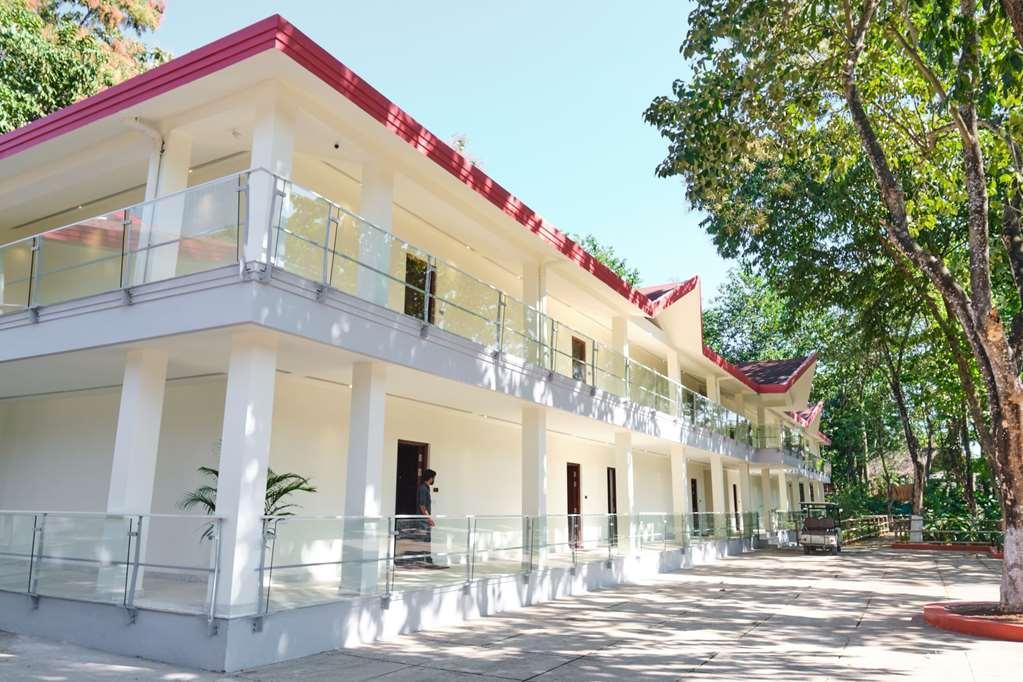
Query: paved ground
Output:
[[1, 543, 1021, 680]]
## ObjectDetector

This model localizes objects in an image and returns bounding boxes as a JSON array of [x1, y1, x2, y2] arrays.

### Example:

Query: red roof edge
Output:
[[272, 18, 663, 316], [703, 347, 818, 394], [643, 276, 699, 316], [815, 431, 832, 446], [0, 14, 662, 318], [787, 399, 825, 428]]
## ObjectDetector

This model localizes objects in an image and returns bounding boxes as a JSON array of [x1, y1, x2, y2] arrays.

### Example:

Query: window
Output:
[[571, 336, 587, 382], [403, 254, 435, 323]]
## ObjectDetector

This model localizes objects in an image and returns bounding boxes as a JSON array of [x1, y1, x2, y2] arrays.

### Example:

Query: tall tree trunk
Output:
[[843, 0, 1023, 610], [1005, 0, 1023, 48]]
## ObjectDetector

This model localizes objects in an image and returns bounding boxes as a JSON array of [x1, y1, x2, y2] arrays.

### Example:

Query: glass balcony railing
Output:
[[0, 171, 250, 312], [267, 175, 757, 446], [0, 169, 780, 455], [754, 425, 826, 474]]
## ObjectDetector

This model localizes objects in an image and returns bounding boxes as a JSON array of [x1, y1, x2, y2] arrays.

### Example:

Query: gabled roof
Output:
[[787, 400, 824, 428], [0, 14, 818, 397], [739, 356, 816, 387]]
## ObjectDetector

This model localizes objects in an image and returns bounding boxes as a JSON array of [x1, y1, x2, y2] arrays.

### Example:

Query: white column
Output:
[[776, 471, 790, 512], [709, 454, 726, 514], [521, 405, 548, 567], [615, 431, 636, 549], [340, 362, 388, 595], [99, 349, 168, 594], [247, 102, 295, 265], [356, 164, 395, 307], [738, 461, 752, 533], [521, 406, 548, 517], [706, 375, 721, 403], [521, 260, 548, 366], [612, 316, 629, 395], [106, 349, 169, 514], [133, 130, 192, 285], [214, 334, 278, 617], [760, 468, 774, 532], [669, 444, 690, 543]]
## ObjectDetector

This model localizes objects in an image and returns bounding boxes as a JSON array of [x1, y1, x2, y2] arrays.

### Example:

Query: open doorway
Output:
[[395, 440, 429, 515], [606, 466, 617, 545], [395, 440, 430, 565], [567, 462, 581, 548]]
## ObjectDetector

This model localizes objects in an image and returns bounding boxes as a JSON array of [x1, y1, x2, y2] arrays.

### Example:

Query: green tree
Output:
[[0, 0, 165, 134], [571, 233, 641, 287], [647, 0, 1023, 610]]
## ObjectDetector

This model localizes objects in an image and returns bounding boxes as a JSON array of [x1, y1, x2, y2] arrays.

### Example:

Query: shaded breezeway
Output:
[[1, 544, 1020, 680]]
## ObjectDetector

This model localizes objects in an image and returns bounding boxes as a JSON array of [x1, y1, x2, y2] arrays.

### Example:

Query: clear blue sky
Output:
[[154, 1, 733, 296]]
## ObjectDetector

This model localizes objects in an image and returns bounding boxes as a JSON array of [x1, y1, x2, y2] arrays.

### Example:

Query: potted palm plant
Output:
[[179, 465, 317, 540]]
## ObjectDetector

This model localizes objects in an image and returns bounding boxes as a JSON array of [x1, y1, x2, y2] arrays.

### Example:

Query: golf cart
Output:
[[798, 502, 842, 554]]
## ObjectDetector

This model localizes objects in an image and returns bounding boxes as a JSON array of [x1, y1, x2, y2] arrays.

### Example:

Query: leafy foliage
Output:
[[570, 233, 642, 287], [0, 0, 165, 134], [179, 465, 317, 540]]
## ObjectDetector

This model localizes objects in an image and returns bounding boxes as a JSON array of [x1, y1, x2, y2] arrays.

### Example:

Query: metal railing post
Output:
[[255, 518, 270, 618], [423, 258, 436, 324], [385, 516, 397, 596], [28, 236, 42, 309], [29, 513, 46, 596], [207, 518, 223, 630], [322, 205, 337, 286], [124, 515, 143, 611], [548, 320, 558, 372], [465, 516, 474, 584], [119, 209, 132, 288], [236, 172, 250, 273], [25, 513, 39, 594], [495, 292, 506, 354]]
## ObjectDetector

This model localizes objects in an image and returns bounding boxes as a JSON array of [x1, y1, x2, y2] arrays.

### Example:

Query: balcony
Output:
[[753, 425, 828, 478], [0, 169, 770, 458]]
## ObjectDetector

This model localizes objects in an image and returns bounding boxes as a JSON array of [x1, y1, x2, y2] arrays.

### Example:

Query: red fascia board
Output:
[[815, 431, 832, 445], [270, 19, 660, 316], [0, 16, 283, 160], [645, 276, 699, 316], [703, 347, 818, 394], [0, 15, 661, 317]]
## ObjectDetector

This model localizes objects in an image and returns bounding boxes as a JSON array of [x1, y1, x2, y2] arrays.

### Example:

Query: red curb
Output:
[[890, 542, 999, 554], [923, 602, 1023, 642]]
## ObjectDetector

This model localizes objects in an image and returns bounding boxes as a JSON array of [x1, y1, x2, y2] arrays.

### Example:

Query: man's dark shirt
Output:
[[417, 482, 432, 516]]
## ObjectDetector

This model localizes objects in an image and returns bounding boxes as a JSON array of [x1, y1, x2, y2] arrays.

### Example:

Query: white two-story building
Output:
[[0, 15, 829, 672]]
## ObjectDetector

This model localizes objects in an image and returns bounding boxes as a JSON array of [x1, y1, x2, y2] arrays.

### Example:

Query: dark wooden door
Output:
[[732, 483, 741, 531], [606, 467, 618, 545], [395, 440, 429, 516], [567, 463, 581, 547]]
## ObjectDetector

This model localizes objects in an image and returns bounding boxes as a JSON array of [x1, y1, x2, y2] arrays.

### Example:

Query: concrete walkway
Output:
[[1, 544, 1020, 680]]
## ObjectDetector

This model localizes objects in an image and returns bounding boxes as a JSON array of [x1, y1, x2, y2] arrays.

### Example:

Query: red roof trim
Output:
[[815, 431, 832, 446], [0, 14, 818, 396], [787, 400, 824, 428], [0, 16, 282, 160], [270, 18, 660, 316], [642, 276, 699, 316]]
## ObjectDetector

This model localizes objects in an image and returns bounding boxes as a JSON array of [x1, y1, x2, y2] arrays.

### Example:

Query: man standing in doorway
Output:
[[417, 469, 437, 565]]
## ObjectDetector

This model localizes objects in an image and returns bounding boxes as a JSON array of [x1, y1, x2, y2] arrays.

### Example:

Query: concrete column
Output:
[[214, 333, 278, 617], [738, 461, 752, 532], [356, 164, 394, 307], [706, 375, 721, 403], [612, 316, 629, 394], [776, 471, 790, 512], [669, 444, 690, 542], [106, 349, 169, 513], [615, 431, 636, 548], [759, 468, 774, 532], [134, 130, 192, 285], [521, 405, 548, 567], [710, 454, 726, 535], [340, 362, 388, 595], [521, 261, 548, 366], [99, 349, 168, 594], [247, 102, 295, 265]]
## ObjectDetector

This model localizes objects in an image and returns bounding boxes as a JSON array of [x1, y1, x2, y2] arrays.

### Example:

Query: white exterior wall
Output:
[[0, 375, 674, 522]]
